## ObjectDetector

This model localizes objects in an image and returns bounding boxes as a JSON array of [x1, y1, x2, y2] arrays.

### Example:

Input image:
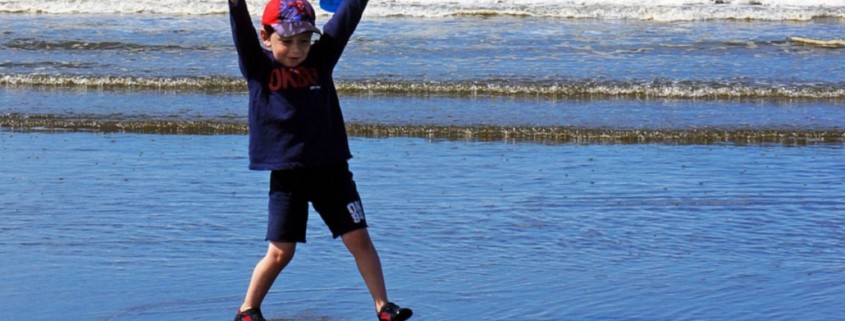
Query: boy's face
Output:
[[261, 30, 313, 67]]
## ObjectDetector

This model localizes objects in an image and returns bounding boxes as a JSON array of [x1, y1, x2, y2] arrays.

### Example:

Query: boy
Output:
[[227, 0, 413, 320]]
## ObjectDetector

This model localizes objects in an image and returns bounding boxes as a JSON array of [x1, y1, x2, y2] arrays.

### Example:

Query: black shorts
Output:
[[266, 162, 368, 243]]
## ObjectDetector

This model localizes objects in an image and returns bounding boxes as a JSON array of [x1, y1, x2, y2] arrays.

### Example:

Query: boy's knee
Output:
[[342, 228, 375, 253], [266, 241, 296, 264]]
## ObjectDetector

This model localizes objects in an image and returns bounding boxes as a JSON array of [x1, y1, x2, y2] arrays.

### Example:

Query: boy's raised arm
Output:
[[322, 0, 368, 41], [229, 0, 264, 79], [319, 0, 369, 66]]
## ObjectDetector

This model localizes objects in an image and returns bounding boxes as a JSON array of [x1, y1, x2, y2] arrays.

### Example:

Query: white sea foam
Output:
[[1, 0, 843, 21], [4, 74, 845, 99]]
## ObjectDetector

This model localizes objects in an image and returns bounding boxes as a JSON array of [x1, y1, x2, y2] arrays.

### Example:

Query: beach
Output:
[[2, 0, 845, 320]]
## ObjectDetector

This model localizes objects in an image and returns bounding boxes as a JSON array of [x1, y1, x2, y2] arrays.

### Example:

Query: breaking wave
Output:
[[3, 73, 844, 100], [0, 0, 843, 21], [4, 38, 208, 52]]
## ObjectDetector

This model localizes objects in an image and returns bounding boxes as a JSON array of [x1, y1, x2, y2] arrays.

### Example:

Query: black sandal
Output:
[[378, 302, 413, 321], [234, 307, 267, 321]]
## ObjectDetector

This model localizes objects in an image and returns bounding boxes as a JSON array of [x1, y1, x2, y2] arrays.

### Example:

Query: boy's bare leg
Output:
[[341, 228, 389, 313], [240, 241, 297, 312]]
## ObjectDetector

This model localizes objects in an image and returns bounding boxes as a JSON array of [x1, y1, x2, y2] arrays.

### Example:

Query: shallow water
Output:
[[1, 133, 843, 320], [2, 1, 845, 320], [3, 14, 845, 94], [4, 87, 845, 130]]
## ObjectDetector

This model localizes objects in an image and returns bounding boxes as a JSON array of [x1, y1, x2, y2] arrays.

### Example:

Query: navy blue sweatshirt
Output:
[[229, 0, 368, 170]]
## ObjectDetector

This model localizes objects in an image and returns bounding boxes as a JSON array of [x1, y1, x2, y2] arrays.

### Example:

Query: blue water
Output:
[[2, 2, 845, 320], [4, 87, 845, 129], [1, 133, 844, 320], [3, 15, 845, 83]]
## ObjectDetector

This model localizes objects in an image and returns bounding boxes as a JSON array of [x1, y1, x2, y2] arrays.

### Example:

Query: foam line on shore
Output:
[[3, 114, 842, 145], [4, 74, 845, 100]]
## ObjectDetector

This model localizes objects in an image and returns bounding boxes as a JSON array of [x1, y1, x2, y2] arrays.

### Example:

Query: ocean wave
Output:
[[0, 74, 244, 92], [339, 79, 845, 100], [0, 62, 99, 69], [4, 38, 205, 52], [3, 73, 844, 100], [2, 114, 841, 145], [0, 0, 843, 21]]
